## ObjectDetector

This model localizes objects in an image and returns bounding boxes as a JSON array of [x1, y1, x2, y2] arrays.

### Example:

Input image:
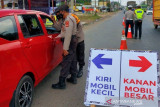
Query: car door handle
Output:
[[24, 44, 32, 48], [48, 35, 53, 40], [24, 42, 32, 48], [54, 38, 61, 44]]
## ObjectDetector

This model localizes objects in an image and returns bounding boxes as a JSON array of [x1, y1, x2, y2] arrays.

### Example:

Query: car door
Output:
[[0, 15, 22, 106], [40, 15, 63, 68], [17, 14, 51, 78]]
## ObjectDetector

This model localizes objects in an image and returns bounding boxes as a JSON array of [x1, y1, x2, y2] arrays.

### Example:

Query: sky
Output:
[[111, 0, 146, 6], [0, 0, 146, 6]]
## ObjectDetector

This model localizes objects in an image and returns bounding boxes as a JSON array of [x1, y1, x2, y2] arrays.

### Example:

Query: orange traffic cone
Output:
[[120, 35, 128, 50], [127, 25, 132, 39], [122, 17, 125, 26], [122, 27, 125, 35]]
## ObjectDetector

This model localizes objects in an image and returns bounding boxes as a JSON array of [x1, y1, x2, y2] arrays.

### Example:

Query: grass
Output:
[[77, 14, 101, 23]]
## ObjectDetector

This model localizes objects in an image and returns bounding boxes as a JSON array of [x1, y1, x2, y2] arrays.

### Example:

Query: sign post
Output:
[[85, 49, 121, 106], [85, 49, 158, 107], [120, 51, 158, 106]]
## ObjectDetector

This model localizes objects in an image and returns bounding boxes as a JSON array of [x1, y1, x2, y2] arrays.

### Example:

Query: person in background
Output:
[[134, 6, 144, 39], [71, 13, 85, 78], [52, 5, 78, 89], [124, 5, 135, 37], [123, 8, 126, 14]]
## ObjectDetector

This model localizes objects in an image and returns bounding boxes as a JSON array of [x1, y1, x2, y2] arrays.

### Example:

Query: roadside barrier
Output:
[[120, 35, 128, 50], [122, 17, 125, 27], [122, 26, 125, 35], [127, 25, 132, 39]]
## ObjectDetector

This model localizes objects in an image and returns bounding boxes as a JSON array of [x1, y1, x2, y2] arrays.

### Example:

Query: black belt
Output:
[[136, 19, 142, 21]]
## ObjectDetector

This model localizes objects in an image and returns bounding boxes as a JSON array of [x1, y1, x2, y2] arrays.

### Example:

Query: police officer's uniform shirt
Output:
[[125, 10, 135, 21], [70, 13, 84, 43], [53, 19, 63, 31], [76, 22, 84, 43], [57, 14, 77, 50], [135, 9, 144, 20]]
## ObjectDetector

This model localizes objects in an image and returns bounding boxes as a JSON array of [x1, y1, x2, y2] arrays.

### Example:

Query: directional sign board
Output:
[[84, 49, 121, 106], [120, 51, 158, 107], [84, 49, 158, 107]]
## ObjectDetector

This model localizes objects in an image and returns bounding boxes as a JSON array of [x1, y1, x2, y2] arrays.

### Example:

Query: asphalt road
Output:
[[31, 12, 160, 107]]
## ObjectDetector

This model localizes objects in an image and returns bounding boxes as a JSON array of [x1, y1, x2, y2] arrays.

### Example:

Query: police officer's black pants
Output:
[[125, 20, 134, 37], [76, 40, 85, 67], [60, 36, 77, 78], [135, 20, 142, 38]]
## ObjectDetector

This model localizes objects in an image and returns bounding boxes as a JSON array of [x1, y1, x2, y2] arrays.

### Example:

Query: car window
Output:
[[0, 16, 18, 41], [7, 3, 12, 8], [18, 14, 44, 38], [18, 16, 30, 37], [15, 3, 18, 7], [40, 15, 58, 34]]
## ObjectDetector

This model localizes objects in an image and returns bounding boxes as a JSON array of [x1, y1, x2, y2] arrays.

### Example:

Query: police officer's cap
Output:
[[59, 5, 69, 12]]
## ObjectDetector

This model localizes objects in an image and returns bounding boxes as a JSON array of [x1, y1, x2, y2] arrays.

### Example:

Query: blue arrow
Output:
[[92, 54, 112, 69]]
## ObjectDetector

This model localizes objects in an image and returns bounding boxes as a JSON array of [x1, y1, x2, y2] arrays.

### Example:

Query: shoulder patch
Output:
[[65, 20, 69, 27]]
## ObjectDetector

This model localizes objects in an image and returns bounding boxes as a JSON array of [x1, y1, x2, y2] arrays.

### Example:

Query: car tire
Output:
[[154, 25, 158, 29], [15, 75, 34, 107]]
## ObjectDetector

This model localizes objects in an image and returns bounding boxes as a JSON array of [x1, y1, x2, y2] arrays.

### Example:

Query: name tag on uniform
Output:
[[137, 11, 142, 13]]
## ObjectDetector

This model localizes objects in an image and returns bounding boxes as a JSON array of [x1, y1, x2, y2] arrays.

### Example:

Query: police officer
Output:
[[51, 7, 63, 31], [71, 13, 85, 78], [134, 6, 144, 39], [51, 7, 85, 78], [125, 5, 135, 37], [52, 5, 78, 89]]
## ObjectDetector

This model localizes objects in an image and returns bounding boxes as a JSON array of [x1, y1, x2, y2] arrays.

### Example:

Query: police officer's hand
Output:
[[50, 15, 56, 22], [63, 50, 69, 56]]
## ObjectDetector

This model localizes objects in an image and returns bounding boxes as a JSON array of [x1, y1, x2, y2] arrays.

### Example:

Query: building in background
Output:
[[99, 1, 108, 7], [18, 0, 66, 14], [0, 0, 19, 9], [91, 0, 98, 7]]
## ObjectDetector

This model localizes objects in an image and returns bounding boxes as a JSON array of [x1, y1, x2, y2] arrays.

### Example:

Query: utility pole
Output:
[[23, 0, 25, 10], [1, 0, 4, 9], [52, 0, 54, 12], [28, 0, 31, 10], [12, 0, 15, 9], [65, 0, 67, 5], [75, 0, 76, 9], [103, 0, 104, 7], [71, 0, 74, 13]]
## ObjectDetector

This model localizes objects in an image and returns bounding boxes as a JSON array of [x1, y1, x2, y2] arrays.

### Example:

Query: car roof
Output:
[[0, 9, 48, 17]]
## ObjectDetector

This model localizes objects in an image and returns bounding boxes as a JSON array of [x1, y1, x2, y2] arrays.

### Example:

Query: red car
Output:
[[0, 9, 63, 107]]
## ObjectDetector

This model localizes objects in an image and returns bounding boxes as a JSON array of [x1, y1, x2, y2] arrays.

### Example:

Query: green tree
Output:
[[76, 0, 91, 4], [107, 2, 110, 8]]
